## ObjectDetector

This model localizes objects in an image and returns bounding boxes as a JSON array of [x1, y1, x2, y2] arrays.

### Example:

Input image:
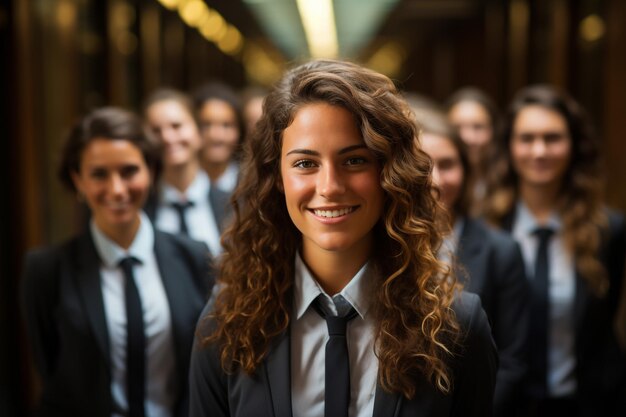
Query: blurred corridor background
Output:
[[2, 0, 626, 415]]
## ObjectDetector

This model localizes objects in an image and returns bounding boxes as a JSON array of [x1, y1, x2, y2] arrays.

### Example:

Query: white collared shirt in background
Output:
[[213, 161, 238, 193], [291, 253, 378, 417], [512, 201, 577, 397], [91, 212, 176, 417], [155, 170, 222, 256]]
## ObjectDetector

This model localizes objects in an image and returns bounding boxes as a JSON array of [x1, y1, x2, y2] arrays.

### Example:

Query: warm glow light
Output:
[[154, 0, 262, 64], [218, 26, 244, 55], [243, 43, 283, 86], [179, 0, 208, 28], [199, 11, 227, 41], [296, 0, 338, 58], [580, 14, 605, 42], [157, 0, 180, 11], [366, 42, 406, 78]]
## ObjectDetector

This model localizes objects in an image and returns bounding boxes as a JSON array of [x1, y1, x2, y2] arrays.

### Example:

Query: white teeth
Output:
[[313, 207, 354, 218]]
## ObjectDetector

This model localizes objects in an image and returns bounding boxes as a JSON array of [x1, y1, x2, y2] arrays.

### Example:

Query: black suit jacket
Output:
[[501, 208, 626, 417], [189, 291, 498, 417], [455, 217, 529, 416], [22, 229, 214, 417]]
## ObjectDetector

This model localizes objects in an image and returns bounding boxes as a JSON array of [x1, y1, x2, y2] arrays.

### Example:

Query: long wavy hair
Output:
[[483, 85, 609, 296], [203, 60, 461, 397]]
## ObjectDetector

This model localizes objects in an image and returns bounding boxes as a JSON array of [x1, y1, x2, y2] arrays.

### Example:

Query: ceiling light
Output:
[[296, 0, 338, 58]]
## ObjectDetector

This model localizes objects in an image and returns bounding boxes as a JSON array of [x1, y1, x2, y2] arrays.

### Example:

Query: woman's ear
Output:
[[70, 171, 86, 202], [70, 171, 83, 193]]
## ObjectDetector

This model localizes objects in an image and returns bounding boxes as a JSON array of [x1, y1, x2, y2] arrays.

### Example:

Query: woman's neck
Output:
[[164, 160, 199, 193], [98, 216, 141, 250], [301, 238, 372, 296], [203, 161, 229, 183], [519, 181, 560, 223]]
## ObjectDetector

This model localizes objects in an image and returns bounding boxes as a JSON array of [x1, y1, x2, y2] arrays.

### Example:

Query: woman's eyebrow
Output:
[[285, 144, 367, 157]]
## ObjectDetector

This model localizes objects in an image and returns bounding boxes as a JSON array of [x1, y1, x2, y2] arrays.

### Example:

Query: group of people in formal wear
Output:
[[21, 59, 625, 417]]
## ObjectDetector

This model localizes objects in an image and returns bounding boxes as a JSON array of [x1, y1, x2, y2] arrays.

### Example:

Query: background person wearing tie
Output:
[[21, 107, 214, 417], [483, 85, 626, 417], [143, 89, 226, 257], [189, 60, 498, 417], [415, 108, 530, 417]]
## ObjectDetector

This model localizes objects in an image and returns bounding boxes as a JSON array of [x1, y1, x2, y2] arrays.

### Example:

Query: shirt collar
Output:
[[159, 170, 210, 204], [90, 211, 154, 267], [440, 216, 465, 261], [293, 252, 374, 321], [515, 200, 562, 235]]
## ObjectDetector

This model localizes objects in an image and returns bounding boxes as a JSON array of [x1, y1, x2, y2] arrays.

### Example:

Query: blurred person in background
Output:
[[483, 85, 626, 417], [193, 81, 245, 230], [446, 87, 500, 214], [415, 106, 529, 417], [240, 85, 268, 138], [22, 107, 213, 417], [143, 88, 225, 257], [193, 82, 244, 192]]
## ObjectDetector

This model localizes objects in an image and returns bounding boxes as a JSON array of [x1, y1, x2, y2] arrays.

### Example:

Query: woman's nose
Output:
[[317, 164, 345, 197], [107, 173, 126, 195]]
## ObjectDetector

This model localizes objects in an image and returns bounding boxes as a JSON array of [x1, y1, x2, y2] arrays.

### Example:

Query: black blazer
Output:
[[455, 217, 529, 416], [22, 229, 214, 417], [189, 291, 498, 417], [501, 208, 626, 417]]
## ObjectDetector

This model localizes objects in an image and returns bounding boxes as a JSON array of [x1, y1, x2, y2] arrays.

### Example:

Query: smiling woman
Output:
[[22, 107, 214, 417], [483, 85, 626, 417], [189, 60, 498, 417]]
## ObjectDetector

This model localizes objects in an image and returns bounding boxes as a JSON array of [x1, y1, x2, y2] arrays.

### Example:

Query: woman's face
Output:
[[420, 133, 464, 211], [71, 138, 151, 235], [145, 100, 202, 169], [280, 103, 384, 260], [448, 101, 493, 165], [198, 99, 240, 165], [510, 105, 572, 190]]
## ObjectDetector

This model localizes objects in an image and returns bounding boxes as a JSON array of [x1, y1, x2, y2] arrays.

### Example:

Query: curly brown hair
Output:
[[203, 59, 461, 397], [483, 85, 609, 296]]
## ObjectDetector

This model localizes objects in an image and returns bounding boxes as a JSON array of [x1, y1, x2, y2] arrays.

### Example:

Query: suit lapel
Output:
[[456, 218, 489, 292], [372, 384, 401, 417], [264, 330, 293, 417], [154, 233, 190, 379], [73, 232, 111, 368]]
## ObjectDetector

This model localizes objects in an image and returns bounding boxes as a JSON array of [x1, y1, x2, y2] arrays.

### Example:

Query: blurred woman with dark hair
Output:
[[193, 82, 245, 191], [416, 107, 529, 417], [446, 87, 500, 214], [22, 107, 213, 417], [189, 60, 498, 417], [144, 88, 225, 256], [483, 85, 626, 417]]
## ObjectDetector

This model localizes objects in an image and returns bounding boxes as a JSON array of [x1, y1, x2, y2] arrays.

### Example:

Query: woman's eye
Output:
[[90, 170, 107, 179], [346, 157, 366, 165], [121, 166, 140, 178], [294, 159, 317, 169]]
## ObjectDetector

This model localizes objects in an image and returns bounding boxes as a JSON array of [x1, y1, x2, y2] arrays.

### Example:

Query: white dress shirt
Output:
[[291, 253, 378, 417], [439, 217, 465, 265], [91, 212, 177, 417], [512, 201, 577, 397], [213, 161, 239, 193], [155, 170, 222, 256]]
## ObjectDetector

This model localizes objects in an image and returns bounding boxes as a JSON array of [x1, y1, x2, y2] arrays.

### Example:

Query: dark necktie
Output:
[[312, 297, 358, 417], [171, 201, 194, 235], [119, 257, 146, 417], [208, 184, 226, 233], [529, 227, 554, 398]]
